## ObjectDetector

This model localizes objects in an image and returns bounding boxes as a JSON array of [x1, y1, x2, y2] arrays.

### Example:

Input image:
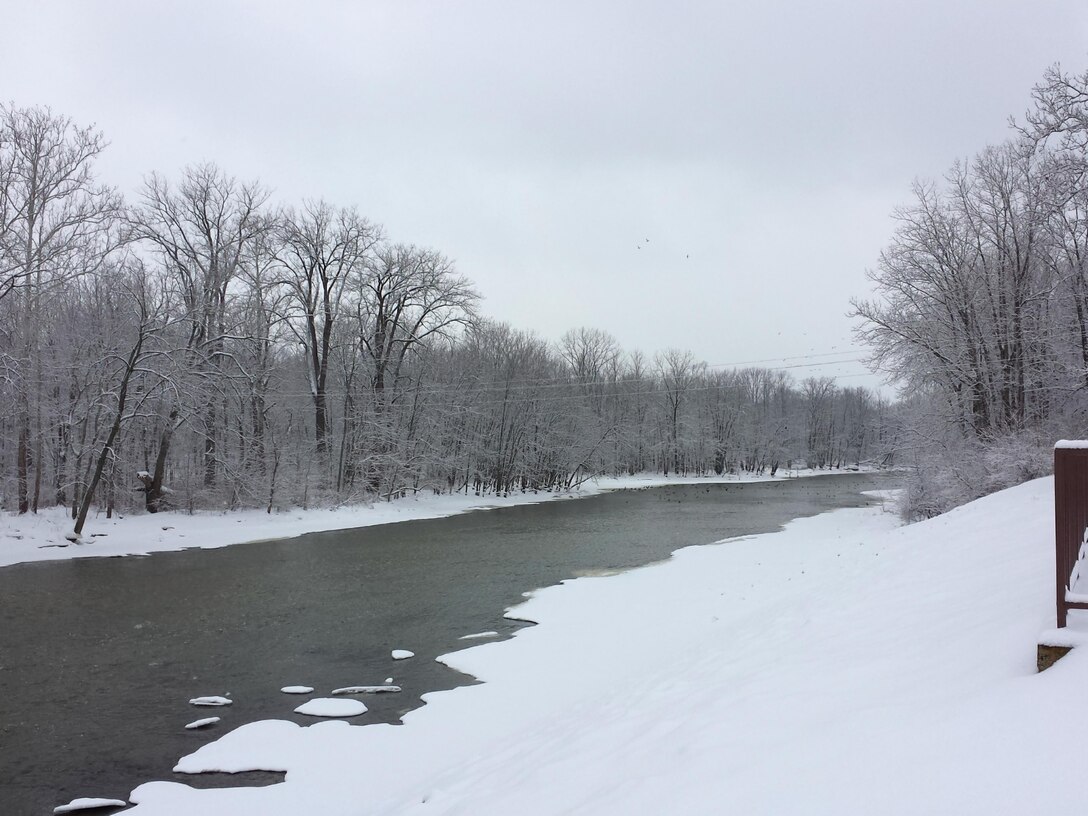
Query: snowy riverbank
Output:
[[94, 476, 1085, 815], [0, 468, 848, 570]]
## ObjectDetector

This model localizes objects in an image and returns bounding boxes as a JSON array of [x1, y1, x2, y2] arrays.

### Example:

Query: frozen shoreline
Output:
[[110, 475, 1082, 816], [0, 468, 860, 570]]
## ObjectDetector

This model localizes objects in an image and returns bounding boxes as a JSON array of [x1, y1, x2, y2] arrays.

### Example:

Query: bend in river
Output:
[[0, 472, 895, 814]]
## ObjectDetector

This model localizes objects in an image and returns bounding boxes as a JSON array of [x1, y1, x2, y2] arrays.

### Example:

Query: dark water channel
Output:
[[0, 473, 892, 814]]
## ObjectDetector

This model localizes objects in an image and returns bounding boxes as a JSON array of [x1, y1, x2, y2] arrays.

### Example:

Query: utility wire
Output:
[[248, 360, 877, 405], [246, 350, 875, 400]]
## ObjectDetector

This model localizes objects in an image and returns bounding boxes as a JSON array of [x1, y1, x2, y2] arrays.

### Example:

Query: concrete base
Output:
[[1037, 643, 1073, 672]]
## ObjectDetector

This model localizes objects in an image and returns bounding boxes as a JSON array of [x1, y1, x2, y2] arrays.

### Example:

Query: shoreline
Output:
[[119, 477, 1067, 815], [0, 467, 875, 570]]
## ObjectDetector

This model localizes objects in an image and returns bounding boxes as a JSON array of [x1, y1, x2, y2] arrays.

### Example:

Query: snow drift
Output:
[[120, 477, 1080, 815]]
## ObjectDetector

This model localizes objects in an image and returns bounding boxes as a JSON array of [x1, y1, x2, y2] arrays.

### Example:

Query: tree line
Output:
[[854, 63, 1088, 518], [0, 104, 894, 525]]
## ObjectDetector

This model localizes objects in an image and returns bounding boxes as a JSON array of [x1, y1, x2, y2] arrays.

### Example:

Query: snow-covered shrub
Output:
[[899, 431, 1055, 522], [980, 434, 1053, 494]]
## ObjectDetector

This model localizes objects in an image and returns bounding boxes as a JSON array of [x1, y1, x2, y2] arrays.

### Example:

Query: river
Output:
[[0, 473, 893, 814]]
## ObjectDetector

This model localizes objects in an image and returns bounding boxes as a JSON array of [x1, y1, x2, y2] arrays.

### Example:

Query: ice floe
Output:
[[391, 649, 414, 660], [53, 798, 127, 813], [330, 685, 401, 695], [293, 698, 368, 717], [184, 717, 220, 730], [279, 685, 314, 694], [188, 695, 232, 706]]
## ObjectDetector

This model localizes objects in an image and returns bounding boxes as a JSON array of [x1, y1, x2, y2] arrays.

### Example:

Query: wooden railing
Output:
[[1055, 442, 1088, 628]]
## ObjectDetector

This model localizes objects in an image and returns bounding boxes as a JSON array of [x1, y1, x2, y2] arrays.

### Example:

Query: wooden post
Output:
[[1054, 443, 1088, 629]]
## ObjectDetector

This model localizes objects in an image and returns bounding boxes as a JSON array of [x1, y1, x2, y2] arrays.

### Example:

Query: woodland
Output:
[[0, 125, 893, 527], [3, 64, 1088, 525], [854, 64, 1088, 517]]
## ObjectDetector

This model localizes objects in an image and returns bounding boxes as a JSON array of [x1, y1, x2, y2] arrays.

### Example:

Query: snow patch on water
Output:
[[184, 717, 220, 730], [330, 685, 401, 695], [294, 698, 368, 717], [188, 696, 231, 707], [53, 798, 127, 813]]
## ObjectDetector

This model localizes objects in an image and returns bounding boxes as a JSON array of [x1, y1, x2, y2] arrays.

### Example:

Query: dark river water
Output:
[[0, 473, 893, 815]]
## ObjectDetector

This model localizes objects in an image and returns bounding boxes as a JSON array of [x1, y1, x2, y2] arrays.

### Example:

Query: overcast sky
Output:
[[4, 1, 1088, 391]]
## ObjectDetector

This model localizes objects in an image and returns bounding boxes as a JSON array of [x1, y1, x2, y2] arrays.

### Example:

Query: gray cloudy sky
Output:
[[4, 1, 1088, 390]]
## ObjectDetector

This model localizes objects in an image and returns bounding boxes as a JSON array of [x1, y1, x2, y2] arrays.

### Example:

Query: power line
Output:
[[706, 349, 865, 369], [235, 355, 876, 402], [232, 345, 873, 399]]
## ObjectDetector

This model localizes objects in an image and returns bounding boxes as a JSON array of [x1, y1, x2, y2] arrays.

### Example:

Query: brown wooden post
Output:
[[1054, 443, 1088, 628]]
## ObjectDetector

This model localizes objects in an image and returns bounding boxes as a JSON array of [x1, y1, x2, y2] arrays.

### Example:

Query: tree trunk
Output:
[[16, 416, 29, 514], [203, 401, 217, 487], [145, 407, 179, 512], [75, 335, 143, 535]]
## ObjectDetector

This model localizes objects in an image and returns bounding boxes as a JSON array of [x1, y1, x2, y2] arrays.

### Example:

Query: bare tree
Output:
[[0, 105, 121, 302], [74, 270, 168, 535], [1022, 63, 1088, 151], [656, 348, 702, 475], [357, 244, 479, 401], [277, 201, 379, 454], [352, 244, 478, 490], [129, 163, 270, 489], [0, 105, 121, 513]]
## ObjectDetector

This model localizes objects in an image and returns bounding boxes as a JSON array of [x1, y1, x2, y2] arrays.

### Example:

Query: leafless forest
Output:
[[0, 118, 896, 524], [4, 64, 1088, 523], [855, 64, 1088, 516]]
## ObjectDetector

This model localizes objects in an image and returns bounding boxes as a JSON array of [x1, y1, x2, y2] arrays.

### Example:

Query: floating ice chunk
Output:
[[459, 631, 500, 640], [330, 685, 401, 695], [189, 696, 232, 706], [54, 798, 127, 813], [391, 649, 415, 660], [294, 698, 367, 717], [184, 717, 220, 730], [280, 685, 314, 694], [384, 677, 393, 684]]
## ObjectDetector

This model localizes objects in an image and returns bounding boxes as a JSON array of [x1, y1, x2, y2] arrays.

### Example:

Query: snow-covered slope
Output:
[[116, 476, 1080, 815]]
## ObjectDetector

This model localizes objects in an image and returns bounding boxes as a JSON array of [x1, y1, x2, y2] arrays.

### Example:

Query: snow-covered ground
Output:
[[0, 469, 838, 569], [106, 476, 1081, 815]]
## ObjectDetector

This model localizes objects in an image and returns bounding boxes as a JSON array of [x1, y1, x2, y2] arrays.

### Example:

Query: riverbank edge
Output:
[[0, 468, 877, 570], [123, 477, 1074, 816]]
